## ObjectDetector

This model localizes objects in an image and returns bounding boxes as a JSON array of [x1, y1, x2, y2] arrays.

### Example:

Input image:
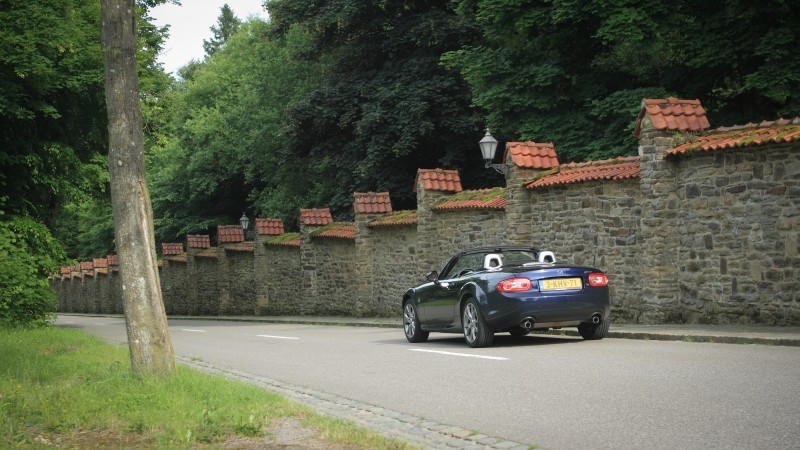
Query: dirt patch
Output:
[[31, 419, 365, 449]]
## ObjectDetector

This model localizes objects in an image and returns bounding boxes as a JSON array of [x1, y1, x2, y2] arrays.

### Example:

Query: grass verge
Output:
[[0, 326, 414, 449]]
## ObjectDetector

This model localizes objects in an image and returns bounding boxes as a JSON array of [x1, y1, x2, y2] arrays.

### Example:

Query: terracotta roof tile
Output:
[[634, 97, 711, 136], [354, 192, 393, 214], [265, 232, 301, 247], [161, 243, 184, 256], [92, 258, 108, 269], [80, 261, 94, 271], [667, 118, 800, 158], [187, 235, 211, 249], [525, 156, 641, 189], [414, 169, 462, 193], [299, 208, 333, 226], [217, 225, 245, 243], [106, 255, 118, 266], [369, 210, 418, 227], [255, 218, 284, 236], [310, 222, 356, 239], [60, 266, 71, 275], [433, 188, 507, 210], [504, 142, 560, 169]]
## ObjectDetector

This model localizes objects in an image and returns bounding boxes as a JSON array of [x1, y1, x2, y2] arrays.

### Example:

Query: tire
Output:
[[578, 317, 611, 340], [462, 298, 494, 348], [403, 301, 429, 343]]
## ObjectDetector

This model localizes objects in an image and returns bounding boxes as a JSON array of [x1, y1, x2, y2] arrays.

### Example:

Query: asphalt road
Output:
[[56, 315, 800, 450]]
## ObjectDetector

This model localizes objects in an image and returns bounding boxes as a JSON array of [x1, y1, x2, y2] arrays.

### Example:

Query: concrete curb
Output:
[[167, 315, 800, 347]]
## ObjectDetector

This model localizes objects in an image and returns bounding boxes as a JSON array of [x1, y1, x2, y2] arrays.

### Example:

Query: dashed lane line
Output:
[[257, 334, 300, 340], [181, 329, 207, 333], [409, 348, 508, 361]]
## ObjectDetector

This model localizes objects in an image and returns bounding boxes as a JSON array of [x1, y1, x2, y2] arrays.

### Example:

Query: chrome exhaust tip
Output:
[[591, 314, 601, 324], [521, 319, 534, 330]]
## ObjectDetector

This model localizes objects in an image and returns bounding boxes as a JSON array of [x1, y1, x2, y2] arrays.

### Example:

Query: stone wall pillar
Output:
[[185, 235, 210, 315], [353, 192, 392, 316], [254, 218, 285, 315], [637, 127, 682, 322], [415, 169, 462, 272], [299, 208, 333, 315]]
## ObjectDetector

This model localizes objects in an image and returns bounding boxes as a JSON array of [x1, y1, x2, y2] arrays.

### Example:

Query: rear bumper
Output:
[[482, 287, 610, 331]]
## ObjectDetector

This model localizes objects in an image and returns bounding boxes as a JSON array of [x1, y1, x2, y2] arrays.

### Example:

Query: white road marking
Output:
[[257, 334, 300, 340], [182, 329, 207, 333], [92, 322, 108, 325], [409, 348, 508, 361]]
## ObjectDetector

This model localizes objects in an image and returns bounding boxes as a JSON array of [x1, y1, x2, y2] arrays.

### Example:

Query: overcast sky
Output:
[[150, 0, 268, 75]]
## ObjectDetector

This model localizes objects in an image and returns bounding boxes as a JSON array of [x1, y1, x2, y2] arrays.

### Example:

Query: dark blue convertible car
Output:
[[402, 246, 610, 347]]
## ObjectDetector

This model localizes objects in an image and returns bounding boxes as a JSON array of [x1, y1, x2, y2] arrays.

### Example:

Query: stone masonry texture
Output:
[[55, 123, 800, 325]]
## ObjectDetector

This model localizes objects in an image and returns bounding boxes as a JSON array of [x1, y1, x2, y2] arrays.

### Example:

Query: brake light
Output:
[[497, 277, 532, 292], [587, 273, 608, 287]]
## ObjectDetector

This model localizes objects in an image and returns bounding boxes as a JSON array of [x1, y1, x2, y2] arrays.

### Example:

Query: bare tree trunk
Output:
[[101, 0, 174, 377]]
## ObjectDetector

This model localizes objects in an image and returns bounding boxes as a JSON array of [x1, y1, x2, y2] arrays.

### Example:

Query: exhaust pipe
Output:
[[521, 319, 534, 330], [591, 314, 601, 324]]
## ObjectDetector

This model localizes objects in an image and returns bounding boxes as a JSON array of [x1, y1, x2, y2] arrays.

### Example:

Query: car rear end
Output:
[[482, 264, 610, 331]]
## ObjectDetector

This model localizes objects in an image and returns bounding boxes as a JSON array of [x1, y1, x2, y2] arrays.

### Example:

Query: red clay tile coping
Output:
[[667, 118, 800, 158], [224, 242, 255, 252], [634, 97, 710, 137], [187, 234, 211, 249], [369, 210, 418, 227], [265, 232, 301, 247], [354, 192, 393, 214], [93, 258, 108, 268], [414, 168, 463, 193], [80, 261, 94, 271], [433, 187, 507, 210], [255, 218, 285, 236], [299, 208, 333, 226], [161, 242, 184, 256], [106, 255, 118, 266], [310, 222, 356, 239], [504, 142, 560, 169], [196, 247, 218, 258], [166, 254, 188, 263], [525, 156, 641, 189], [217, 225, 244, 243], [60, 267, 71, 275]]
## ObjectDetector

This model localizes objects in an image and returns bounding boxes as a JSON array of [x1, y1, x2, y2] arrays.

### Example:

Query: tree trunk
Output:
[[101, 0, 174, 377]]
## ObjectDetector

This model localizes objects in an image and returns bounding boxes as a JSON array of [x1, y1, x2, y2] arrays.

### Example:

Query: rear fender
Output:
[[457, 282, 488, 321]]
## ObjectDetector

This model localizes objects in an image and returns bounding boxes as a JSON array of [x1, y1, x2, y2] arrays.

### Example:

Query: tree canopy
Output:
[[442, 0, 800, 162]]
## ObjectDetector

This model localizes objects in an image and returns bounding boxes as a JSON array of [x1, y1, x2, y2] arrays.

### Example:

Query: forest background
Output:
[[1, 0, 798, 325]]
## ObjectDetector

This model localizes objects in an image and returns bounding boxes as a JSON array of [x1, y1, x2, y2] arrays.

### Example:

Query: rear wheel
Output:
[[403, 301, 428, 343], [578, 317, 610, 340], [462, 298, 493, 348]]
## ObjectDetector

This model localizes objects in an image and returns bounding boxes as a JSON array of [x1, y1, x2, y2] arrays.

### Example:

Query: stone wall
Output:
[[520, 179, 642, 321], [53, 102, 800, 325], [262, 244, 302, 315], [366, 225, 419, 316], [673, 144, 800, 324]]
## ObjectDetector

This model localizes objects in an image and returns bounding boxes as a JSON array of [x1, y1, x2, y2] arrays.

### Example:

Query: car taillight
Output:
[[587, 273, 608, 287], [497, 277, 532, 292]]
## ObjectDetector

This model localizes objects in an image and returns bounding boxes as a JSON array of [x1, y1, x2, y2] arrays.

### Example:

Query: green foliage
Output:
[[148, 19, 325, 241], [0, 217, 65, 327], [443, 0, 800, 162], [203, 4, 242, 57], [265, 0, 496, 217]]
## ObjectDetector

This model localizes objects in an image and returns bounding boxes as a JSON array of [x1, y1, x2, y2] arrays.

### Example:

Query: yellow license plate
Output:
[[540, 278, 582, 291]]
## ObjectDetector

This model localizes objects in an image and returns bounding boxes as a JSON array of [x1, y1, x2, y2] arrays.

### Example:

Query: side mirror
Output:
[[538, 251, 556, 263], [425, 271, 439, 282]]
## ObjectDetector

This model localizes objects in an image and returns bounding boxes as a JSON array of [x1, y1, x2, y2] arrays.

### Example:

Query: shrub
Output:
[[0, 216, 65, 327]]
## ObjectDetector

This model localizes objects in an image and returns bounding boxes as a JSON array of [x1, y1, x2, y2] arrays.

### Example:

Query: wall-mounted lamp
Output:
[[479, 129, 510, 175]]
